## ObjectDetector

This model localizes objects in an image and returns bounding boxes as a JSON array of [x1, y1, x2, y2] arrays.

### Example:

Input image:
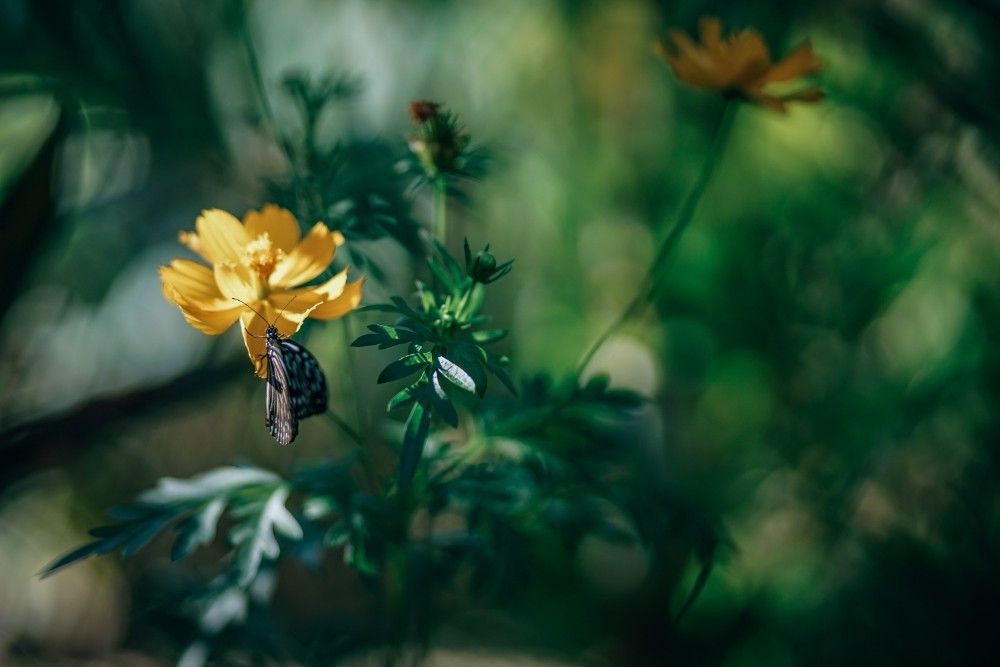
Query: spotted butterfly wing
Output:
[[264, 326, 328, 445]]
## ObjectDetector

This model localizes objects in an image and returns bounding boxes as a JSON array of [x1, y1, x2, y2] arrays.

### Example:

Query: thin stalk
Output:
[[238, 4, 304, 191], [576, 102, 737, 376], [433, 176, 448, 246], [339, 316, 369, 441], [324, 408, 363, 447], [336, 317, 384, 496]]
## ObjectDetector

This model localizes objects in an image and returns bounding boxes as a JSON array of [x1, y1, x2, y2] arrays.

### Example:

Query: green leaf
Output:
[[436, 355, 476, 394], [368, 323, 404, 339], [352, 333, 386, 347], [434, 237, 465, 284], [139, 467, 280, 505], [387, 381, 423, 412], [470, 329, 507, 344], [396, 317, 436, 340], [377, 353, 432, 383], [451, 341, 488, 364], [325, 521, 350, 548], [39, 541, 110, 578], [358, 303, 403, 313], [428, 260, 459, 295], [40, 507, 180, 576], [449, 348, 488, 398], [194, 586, 249, 636], [399, 402, 431, 488], [430, 371, 459, 427], [172, 497, 227, 562], [462, 283, 485, 319], [486, 357, 518, 396], [354, 324, 417, 349], [104, 503, 163, 521], [230, 485, 303, 588], [416, 281, 437, 312], [345, 539, 379, 578], [487, 259, 514, 283], [390, 296, 425, 320]]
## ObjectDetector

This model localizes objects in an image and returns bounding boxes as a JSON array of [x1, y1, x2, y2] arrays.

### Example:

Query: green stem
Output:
[[433, 176, 448, 246], [238, 4, 306, 199], [339, 317, 369, 441], [324, 408, 363, 447], [575, 102, 737, 376]]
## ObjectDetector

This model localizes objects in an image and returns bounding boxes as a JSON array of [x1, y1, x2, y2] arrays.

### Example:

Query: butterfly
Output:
[[237, 299, 328, 445]]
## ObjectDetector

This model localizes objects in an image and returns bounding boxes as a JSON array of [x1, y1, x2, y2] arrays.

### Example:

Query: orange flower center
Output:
[[244, 234, 284, 293]]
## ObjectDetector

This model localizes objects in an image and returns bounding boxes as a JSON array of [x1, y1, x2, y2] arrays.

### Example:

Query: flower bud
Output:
[[464, 239, 513, 284], [406, 100, 470, 179]]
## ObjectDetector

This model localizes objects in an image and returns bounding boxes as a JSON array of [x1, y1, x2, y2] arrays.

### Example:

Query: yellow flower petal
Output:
[[214, 262, 259, 304], [291, 267, 348, 300], [159, 261, 246, 336], [159, 260, 223, 304], [270, 223, 337, 288], [243, 204, 301, 253], [165, 290, 244, 335], [310, 276, 364, 319], [699, 16, 723, 54], [665, 28, 700, 62], [733, 34, 772, 80], [195, 209, 249, 265], [178, 231, 208, 261], [755, 40, 823, 85], [744, 89, 789, 114], [240, 309, 271, 377], [657, 17, 823, 112], [265, 289, 326, 325], [661, 30, 726, 89]]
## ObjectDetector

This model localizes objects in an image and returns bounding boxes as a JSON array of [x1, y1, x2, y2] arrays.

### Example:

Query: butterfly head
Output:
[[265, 325, 282, 341]]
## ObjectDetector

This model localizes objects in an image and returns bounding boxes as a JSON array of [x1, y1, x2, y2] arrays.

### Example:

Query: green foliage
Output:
[[41, 466, 301, 589], [265, 72, 424, 281], [354, 239, 517, 487]]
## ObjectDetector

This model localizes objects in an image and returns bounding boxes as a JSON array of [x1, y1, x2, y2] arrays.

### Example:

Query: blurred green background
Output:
[[2, 0, 1000, 665]]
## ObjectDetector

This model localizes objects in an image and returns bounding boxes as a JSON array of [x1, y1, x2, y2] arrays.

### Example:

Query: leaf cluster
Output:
[[42, 466, 302, 595], [353, 240, 516, 487]]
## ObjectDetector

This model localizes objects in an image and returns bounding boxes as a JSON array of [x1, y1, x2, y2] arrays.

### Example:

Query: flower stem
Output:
[[575, 102, 737, 376], [238, 4, 306, 198], [324, 408, 363, 447], [433, 176, 448, 246], [339, 317, 369, 440]]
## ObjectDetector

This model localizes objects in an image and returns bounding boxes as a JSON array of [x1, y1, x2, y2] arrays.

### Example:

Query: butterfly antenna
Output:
[[276, 295, 297, 322], [232, 298, 269, 325]]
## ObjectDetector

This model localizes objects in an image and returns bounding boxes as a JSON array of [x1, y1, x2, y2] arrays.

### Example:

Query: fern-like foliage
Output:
[[41, 465, 301, 588]]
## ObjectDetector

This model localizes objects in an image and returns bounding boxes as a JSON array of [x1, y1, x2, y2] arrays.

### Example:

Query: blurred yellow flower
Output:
[[655, 17, 823, 113], [160, 205, 363, 376]]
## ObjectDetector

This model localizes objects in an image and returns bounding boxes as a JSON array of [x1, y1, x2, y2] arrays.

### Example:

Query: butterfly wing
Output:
[[265, 338, 298, 445], [278, 339, 329, 419]]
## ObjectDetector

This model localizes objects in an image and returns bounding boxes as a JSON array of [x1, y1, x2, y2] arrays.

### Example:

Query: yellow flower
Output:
[[159, 205, 363, 376], [655, 17, 823, 113]]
